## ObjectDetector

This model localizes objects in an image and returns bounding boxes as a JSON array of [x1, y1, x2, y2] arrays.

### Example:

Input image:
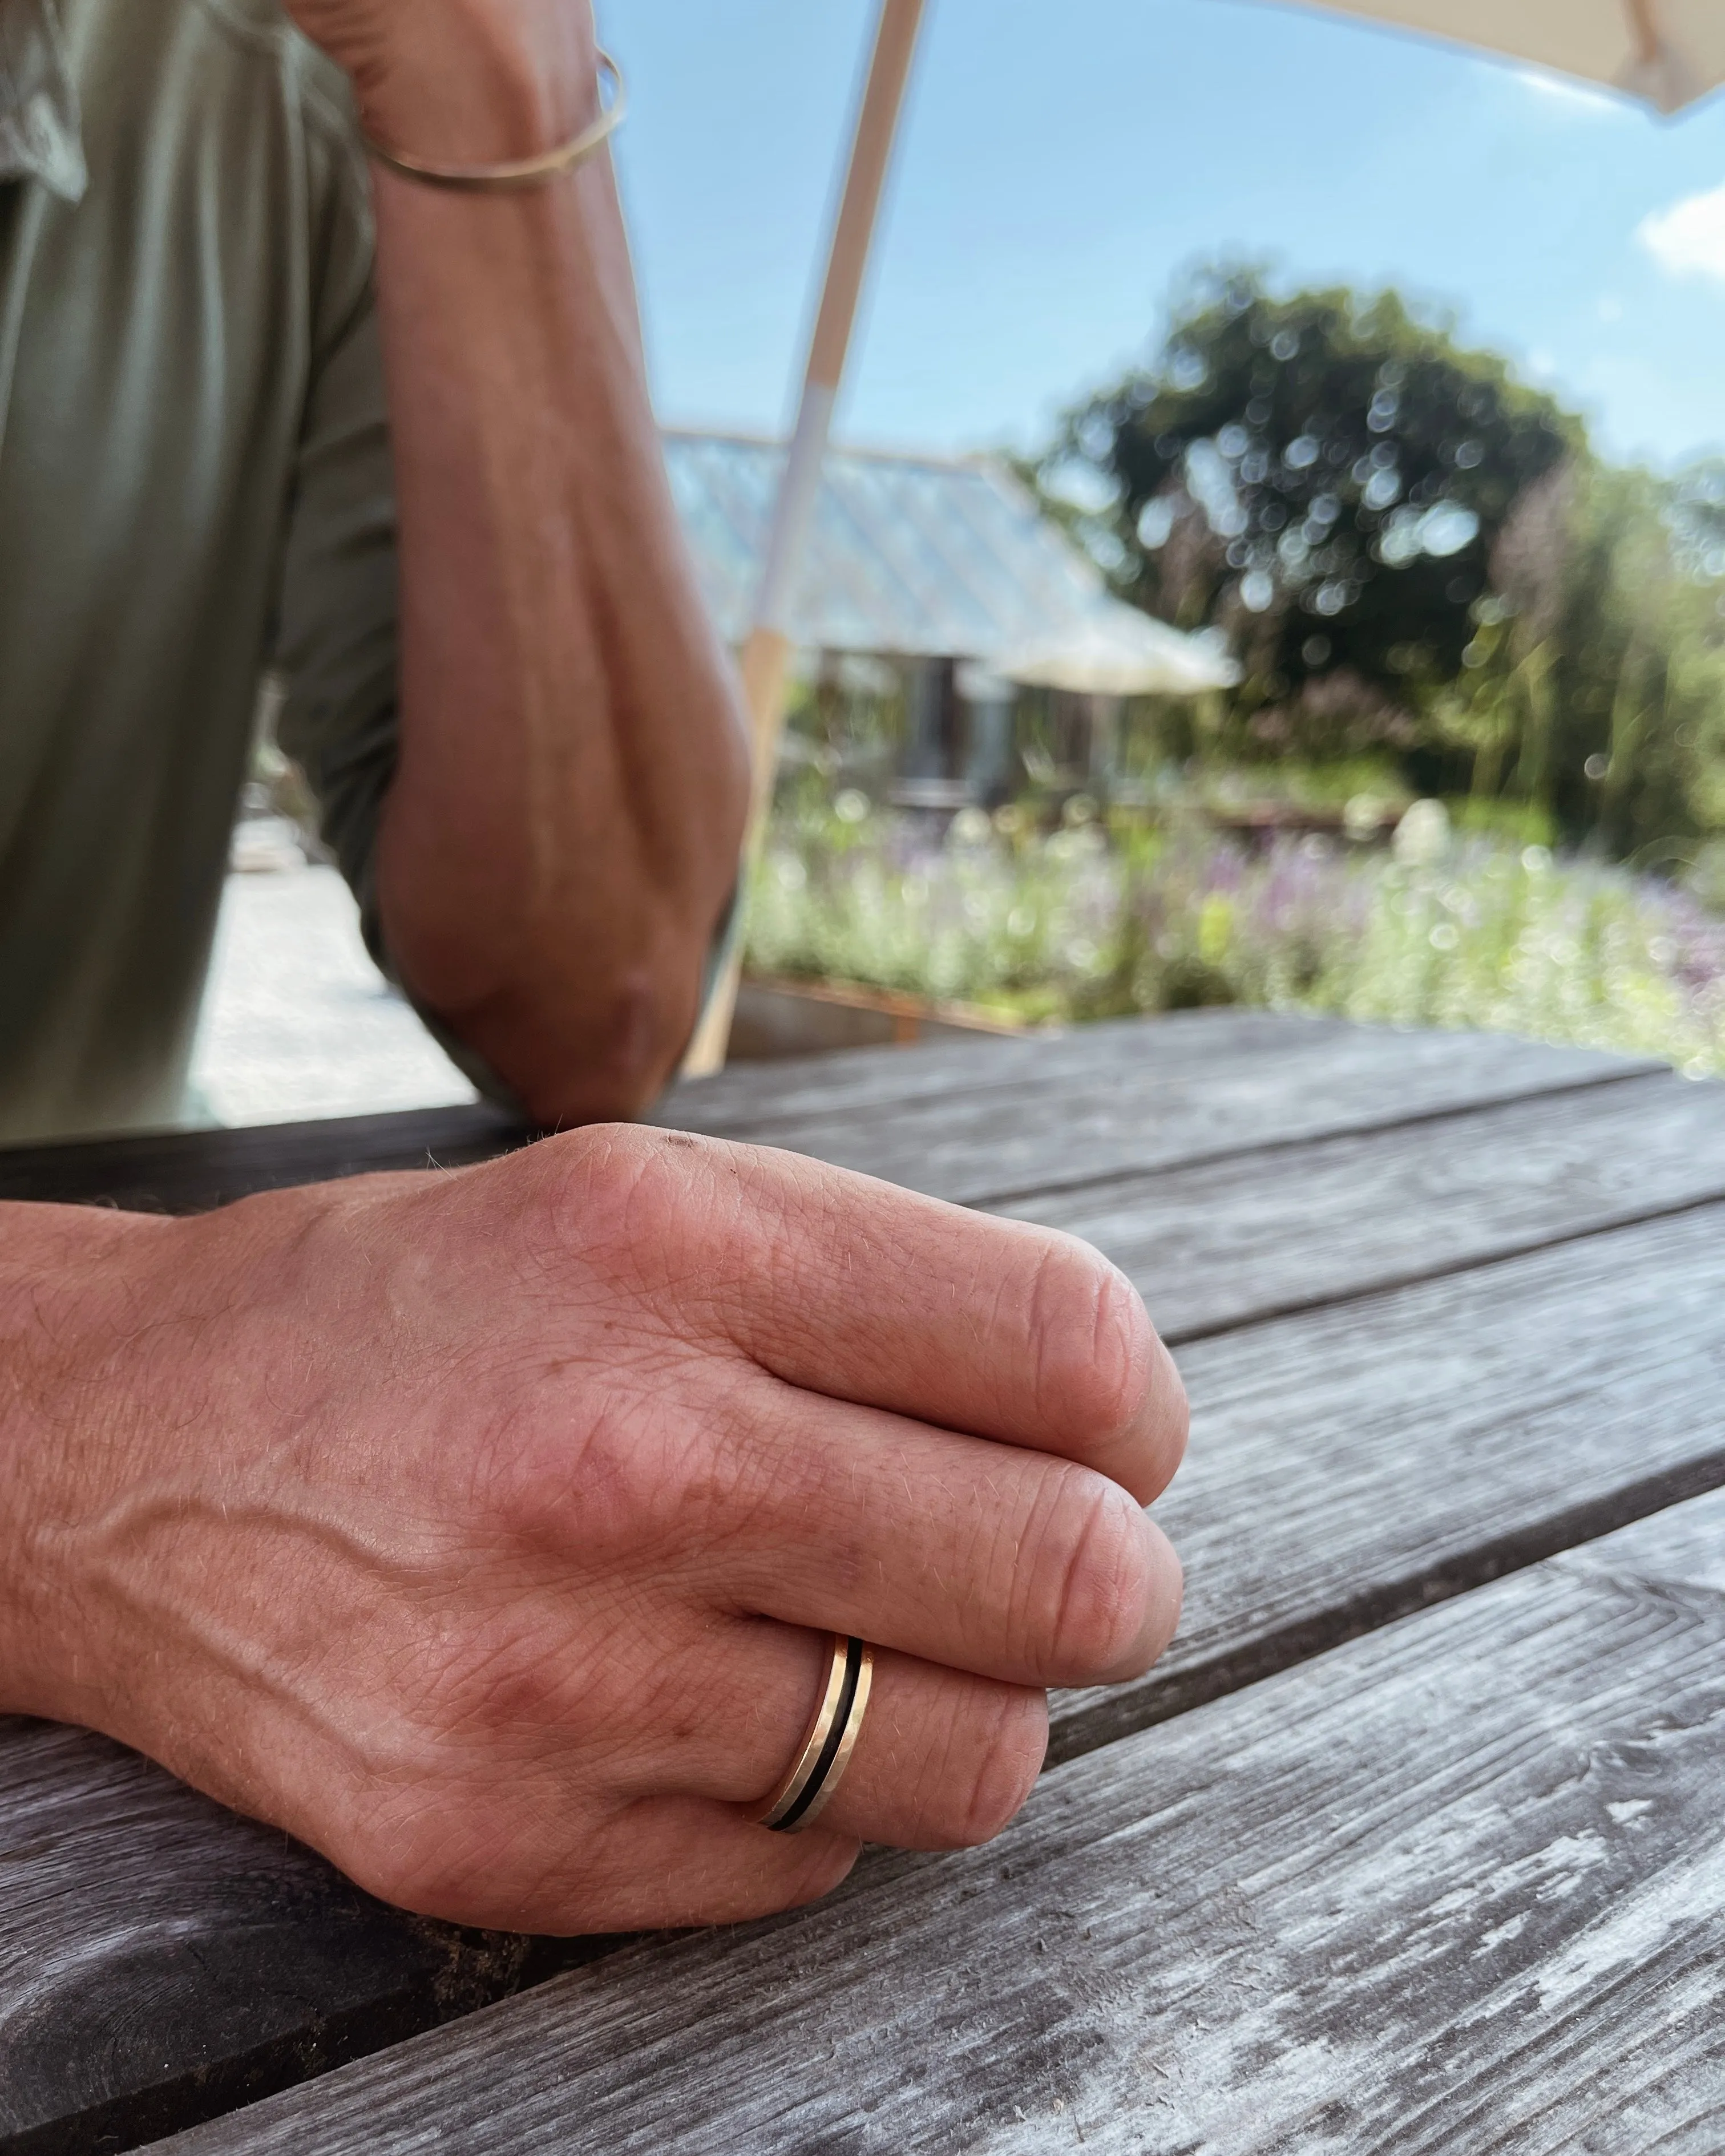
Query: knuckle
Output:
[[946, 1684, 1048, 1848], [473, 1341, 769, 1574], [530, 1124, 684, 1269], [1036, 1468, 1154, 1681], [337, 1779, 507, 1927], [1028, 1236, 1154, 1441], [523, 1126, 775, 1340], [478, 1384, 662, 1547]]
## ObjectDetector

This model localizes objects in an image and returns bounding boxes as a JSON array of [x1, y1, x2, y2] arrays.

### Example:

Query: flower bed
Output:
[[745, 799, 1725, 1080]]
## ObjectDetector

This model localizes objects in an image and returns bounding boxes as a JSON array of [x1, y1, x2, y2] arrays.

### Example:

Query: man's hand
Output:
[[0, 1134, 1185, 1935]]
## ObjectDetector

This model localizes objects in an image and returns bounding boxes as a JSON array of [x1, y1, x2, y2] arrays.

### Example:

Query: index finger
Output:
[[568, 1129, 1189, 1505]]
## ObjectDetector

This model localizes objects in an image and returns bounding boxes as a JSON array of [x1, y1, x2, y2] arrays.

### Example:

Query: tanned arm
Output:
[[290, 0, 750, 1124]]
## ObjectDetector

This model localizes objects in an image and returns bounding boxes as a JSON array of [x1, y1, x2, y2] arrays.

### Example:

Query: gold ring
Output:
[[754, 1634, 874, 1834]]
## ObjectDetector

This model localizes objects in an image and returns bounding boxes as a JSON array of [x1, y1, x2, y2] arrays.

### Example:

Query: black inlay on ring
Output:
[[771, 1636, 863, 1833]]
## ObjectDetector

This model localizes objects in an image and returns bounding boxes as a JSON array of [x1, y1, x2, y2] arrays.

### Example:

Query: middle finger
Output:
[[657, 1371, 1185, 1692]]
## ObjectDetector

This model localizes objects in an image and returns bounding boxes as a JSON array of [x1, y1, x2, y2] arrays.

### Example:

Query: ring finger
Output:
[[633, 1615, 1048, 1853], [806, 1641, 1048, 1850]]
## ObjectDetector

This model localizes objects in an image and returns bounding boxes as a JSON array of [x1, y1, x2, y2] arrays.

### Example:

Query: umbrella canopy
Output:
[[1000, 610, 1241, 698], [1292, 1, 1725, 114]]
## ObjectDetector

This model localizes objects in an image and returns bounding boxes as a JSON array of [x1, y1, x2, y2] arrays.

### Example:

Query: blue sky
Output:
[[597, 0, 1725, 472]]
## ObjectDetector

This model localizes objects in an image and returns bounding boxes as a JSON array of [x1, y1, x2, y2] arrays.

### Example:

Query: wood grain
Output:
[[1004, 1066, 1725, 1344], [0, 1017, 1702, 2154], [659, 1008, 1352, 1134], [157, 1490, 1725, 2155], [0, 1718, 561, 2156], [662, 1017, 1658, 1208], [1052, 1198, 1725, 1761]]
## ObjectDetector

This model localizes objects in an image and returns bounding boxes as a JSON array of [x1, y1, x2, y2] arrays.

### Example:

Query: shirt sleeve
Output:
[[268, 105, 524, 1114]]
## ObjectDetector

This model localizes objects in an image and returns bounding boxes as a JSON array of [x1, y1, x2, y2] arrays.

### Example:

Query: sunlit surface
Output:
[[190, 864, 475, 1128]]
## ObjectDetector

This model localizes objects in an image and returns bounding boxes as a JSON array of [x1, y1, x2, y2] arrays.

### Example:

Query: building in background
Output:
[[662, 430, 1235, 808]]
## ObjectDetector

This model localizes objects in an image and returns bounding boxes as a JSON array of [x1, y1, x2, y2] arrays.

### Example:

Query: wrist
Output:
[[0, 1206, 181, 1725], [354, 23, 602, 171]]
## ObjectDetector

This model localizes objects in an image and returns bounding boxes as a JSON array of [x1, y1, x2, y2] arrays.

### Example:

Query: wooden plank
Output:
[[661, 1018, 1658, 1208], [0, 1718, 556, 2156], [4, 1198, 1721, 2153], [153, 1489, 1725, 2155], [659, 1008, 1653, 1143], [1004, 1066, 1725, 1344], [0, 1104, 528, 1217], [0, 1017, 1653, 1220], [0, 1016, 1323, 1222], [1051, 1199, 1725, 1761], [657, 1008, 1352, 1133]]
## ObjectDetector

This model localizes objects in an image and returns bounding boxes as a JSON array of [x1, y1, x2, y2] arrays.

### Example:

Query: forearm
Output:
[[362, 47, 749, 1124]]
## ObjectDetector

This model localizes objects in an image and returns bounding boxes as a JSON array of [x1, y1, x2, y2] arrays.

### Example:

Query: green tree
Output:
[[1038, 267, 1725, 858], [1463, 458, 1725, 856], [1039, 268, 1578, 739]]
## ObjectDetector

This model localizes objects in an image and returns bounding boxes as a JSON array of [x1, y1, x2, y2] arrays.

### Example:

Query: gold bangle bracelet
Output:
[[362, 50, 625, 193], [755, 1635, 875, 1834]]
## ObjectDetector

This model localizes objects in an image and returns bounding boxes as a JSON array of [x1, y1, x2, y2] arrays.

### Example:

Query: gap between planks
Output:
[[0, 1024, 1714, 2153], [1047, 1198, 1725, 1763], [7, 1198, 1719, 2152], [957, 1059, 1665, 1216], [151, 1488, 1725, 2156]]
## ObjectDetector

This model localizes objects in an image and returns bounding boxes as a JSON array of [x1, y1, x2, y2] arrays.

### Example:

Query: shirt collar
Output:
[[0, 0, 87, 202]]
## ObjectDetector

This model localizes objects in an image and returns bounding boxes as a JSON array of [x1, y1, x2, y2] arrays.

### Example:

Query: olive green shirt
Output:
[[0, 0, 404, 1143]]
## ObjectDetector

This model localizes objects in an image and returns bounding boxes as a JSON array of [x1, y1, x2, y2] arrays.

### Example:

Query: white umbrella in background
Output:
[[683, 0, 1723, 1075], [1000, 613, 1241, 699]]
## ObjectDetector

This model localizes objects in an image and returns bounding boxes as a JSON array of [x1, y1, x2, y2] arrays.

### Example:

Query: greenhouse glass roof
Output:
[[661, 430, 1192, 666]]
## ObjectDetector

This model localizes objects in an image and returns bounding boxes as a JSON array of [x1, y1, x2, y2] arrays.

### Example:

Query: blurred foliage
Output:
[[1038, 266, 1577, 718], [1437, 459, 1725, 860], [746, 800, 1725, 1078], [1033, 266, 1725, 859]]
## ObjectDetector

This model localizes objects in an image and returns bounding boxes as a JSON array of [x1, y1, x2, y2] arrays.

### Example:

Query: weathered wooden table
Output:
[[4, 1010, 1724, 2155]]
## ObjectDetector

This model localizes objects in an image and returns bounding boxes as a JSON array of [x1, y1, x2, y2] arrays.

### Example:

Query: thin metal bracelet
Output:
[[362, 51, 625, 193]]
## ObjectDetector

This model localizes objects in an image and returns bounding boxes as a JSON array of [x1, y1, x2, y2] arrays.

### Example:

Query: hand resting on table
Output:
[[0, 1129, 1185, 1933]]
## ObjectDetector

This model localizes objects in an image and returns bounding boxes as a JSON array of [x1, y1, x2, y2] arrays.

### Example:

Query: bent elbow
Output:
[[499, 959, 705, 1132]]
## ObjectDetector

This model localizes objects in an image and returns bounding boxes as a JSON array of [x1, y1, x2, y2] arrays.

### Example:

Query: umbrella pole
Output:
[[681, 0, 927, 1078]]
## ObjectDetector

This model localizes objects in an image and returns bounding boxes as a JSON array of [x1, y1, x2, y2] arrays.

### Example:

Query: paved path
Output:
[[191, 863, 474, 1126]]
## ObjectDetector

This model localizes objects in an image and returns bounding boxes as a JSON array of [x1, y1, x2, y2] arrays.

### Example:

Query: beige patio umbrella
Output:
[[681, 0, 926, 1074], [682, 0, 1722, 1076], [1297, 1, 1725, 115]]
